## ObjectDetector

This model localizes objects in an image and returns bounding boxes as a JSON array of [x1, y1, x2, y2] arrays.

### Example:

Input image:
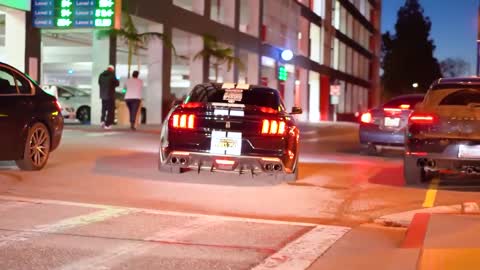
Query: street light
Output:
[[281, 49, 294, 61], [412, 83, 419, 88]]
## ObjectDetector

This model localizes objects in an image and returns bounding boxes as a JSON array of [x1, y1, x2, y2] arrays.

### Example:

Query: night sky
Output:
[[382, 0, 478, 74]]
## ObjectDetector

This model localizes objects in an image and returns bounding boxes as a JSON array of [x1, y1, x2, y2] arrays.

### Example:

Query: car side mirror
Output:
[[291, 107, 303, 114]]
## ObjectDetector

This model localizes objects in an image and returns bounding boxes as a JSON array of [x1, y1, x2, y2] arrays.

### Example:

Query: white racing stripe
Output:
[[251, 225, 350, 270], [0, 207, 133, 248], [56, 217, 224, 270]]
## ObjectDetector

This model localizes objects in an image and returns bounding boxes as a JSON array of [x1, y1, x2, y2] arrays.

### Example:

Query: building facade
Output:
[[3, 0, 381, 124]]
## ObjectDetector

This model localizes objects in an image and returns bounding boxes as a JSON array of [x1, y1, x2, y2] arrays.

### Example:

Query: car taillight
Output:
[[409, 112, 437, 125], [399, 104, 411, 110], [172, 113, 195, 129], [261, 119, 286, 135], [360, 112, 372, 123]]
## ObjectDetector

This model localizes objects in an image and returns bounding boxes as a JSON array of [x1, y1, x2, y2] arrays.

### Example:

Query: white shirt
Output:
[[124, 78, 143, 100]]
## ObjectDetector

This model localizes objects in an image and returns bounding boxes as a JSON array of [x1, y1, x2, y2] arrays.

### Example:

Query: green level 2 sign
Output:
[[33, 0, 117, 29]]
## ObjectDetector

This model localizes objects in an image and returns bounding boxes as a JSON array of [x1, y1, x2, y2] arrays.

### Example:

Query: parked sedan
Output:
[[159, 83, 302, 180], [359, 94, 424, 155], [42, 85, 91, 123], [404, 77, 480, 184], [0, 62, 63, 170]]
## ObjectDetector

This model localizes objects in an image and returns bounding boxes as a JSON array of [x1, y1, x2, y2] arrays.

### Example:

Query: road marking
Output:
[[56, 217, 226, 270], [251, 225, 350, 270], [0, 207, 132, 248], [0, 195, 320, 227], [401, 213, 431, 248], [423, 177, 440, 208]]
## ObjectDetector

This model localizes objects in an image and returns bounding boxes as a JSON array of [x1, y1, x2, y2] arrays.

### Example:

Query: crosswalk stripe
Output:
[[251, 225, 350, 270], [0, 207, 133, 248], [0, 195, 320, 227], [56, 217, 225, 270]]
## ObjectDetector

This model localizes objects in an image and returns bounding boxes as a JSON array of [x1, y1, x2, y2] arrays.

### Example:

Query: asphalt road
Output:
[[1, 122, 479, 269]]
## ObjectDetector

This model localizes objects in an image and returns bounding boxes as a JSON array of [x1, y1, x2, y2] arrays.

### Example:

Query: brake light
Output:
[[182, 102, 203, 108], [171, 113, 195, 129], [261, 119, 286, 135], [400, 104, 411, 110], [360, 112, 372, 123], [409, 112, 437, 125]]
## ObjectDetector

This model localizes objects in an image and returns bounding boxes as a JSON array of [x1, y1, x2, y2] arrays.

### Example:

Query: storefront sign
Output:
[[32, 0, 117, 29]]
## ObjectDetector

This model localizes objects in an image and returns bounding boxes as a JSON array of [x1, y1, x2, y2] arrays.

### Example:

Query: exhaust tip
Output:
[[265, 164, 273, 171], [273, 164, 282, 171], [171, 157, 178, 164], [427, 160, 436, 168], [180, 158, 187, 165]]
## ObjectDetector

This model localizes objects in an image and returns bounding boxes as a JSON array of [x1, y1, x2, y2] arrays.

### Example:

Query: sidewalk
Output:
[[403, 213, 480, 270]]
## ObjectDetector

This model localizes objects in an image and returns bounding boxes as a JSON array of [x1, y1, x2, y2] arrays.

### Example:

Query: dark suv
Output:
[[404, 77, 480, 184]]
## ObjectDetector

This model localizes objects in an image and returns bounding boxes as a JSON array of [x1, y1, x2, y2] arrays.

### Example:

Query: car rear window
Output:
[[186, 84, 281, 109], [383, 96, 424, 109], [439, 89, 480, 106]]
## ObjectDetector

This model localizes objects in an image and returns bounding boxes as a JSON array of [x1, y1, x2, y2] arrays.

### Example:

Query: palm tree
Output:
[[97, 13, 175, 78], [194, 35, 243, 82]]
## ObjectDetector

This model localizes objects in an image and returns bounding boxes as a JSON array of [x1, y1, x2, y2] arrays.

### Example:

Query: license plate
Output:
[[458, 145, 480, 159], [384, 117, 400, 127], [210, 130, 242, 156]]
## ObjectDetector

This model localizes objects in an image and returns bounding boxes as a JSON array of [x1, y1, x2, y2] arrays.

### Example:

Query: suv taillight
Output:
[[261, 119, 286, 135], [172, 114, 195, 129], [409, 112, 437, 125]]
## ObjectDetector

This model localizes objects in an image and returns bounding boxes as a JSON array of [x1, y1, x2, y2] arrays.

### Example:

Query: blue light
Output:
[[67, 69, 74, 74], [281, 49, 294, 61]]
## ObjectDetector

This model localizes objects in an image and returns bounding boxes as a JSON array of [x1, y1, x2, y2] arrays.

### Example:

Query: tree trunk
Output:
[[127, 40, 133, 78], [214, 64, 219, 82]]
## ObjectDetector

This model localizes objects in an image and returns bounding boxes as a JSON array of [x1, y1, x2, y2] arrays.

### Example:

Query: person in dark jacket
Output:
[[98, 65, 119, 129]]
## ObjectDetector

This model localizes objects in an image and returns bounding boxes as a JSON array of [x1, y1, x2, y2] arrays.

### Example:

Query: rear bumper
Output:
[[359, 124, 405, 146], [160, 150, 295, 175], [406, 142, 480, 172]]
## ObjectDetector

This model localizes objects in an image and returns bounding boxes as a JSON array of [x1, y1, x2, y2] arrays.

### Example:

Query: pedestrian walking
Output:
[[98, 65, 119, 129], [124, 70, 143, 131]]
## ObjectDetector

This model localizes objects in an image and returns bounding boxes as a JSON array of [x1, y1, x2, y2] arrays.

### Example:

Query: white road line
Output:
[[251, 225, 350, 270], [0, 195, 320, 227], [0, 207, 133, 248], [56, 217, 224, 270], [84, 132, 123, 137]]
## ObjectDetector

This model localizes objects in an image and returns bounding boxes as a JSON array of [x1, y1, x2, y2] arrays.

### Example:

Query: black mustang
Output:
[[159, 83, 302, 180]]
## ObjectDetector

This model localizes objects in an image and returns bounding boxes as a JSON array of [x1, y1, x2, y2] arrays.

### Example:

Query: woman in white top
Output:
[[124, 70, 143, 130]]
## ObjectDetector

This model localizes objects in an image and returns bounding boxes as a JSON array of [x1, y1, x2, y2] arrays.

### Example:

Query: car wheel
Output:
[[15, 123, 51, 171], [404, 156, 436, 185], [76, 106, 91, 124]]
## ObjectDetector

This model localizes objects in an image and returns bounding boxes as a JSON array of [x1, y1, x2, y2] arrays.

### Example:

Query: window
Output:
[[211, 0, 235, 28], [439, 89, 480, 106], [239, 0, 259, 36], [187, 84, 281, 110], [312, 0, 325, 18], [0, 68, 17, 95], [173, 0, 204, 15], [14, 73, 31, 94], [310, 23, 321, 63]]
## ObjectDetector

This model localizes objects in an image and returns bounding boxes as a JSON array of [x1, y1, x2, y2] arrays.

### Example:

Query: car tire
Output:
[[76, 106, 91, 124], [15, 123, 51, 171], [361, 144, 379, 156]]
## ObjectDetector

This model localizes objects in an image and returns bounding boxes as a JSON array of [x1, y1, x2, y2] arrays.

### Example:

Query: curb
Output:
[[374, 202, 480, 228]]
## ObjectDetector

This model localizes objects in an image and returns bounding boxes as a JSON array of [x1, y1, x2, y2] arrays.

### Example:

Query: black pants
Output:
[[101, 99, 115, 126], [126, 99, 141, 125]]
